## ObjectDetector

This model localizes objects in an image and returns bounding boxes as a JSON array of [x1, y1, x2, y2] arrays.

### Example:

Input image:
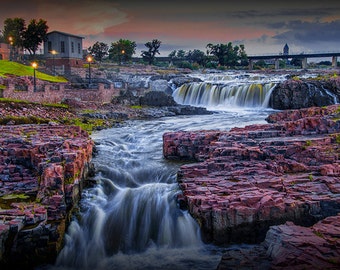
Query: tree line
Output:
[[88, 39, 164, 65], [0, 17, 48, 59], [0, 17, 249, 68], [89, 39, 249, 69]]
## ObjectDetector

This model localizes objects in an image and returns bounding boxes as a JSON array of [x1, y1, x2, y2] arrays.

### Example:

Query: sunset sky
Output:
[[1, 0, 340, 56]]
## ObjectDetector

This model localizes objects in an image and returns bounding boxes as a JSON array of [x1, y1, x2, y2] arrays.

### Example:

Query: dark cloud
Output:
[[231, 8, 331, 19], [273, 20, 340, 44], [267, 22, 286, 29], [1, 0, 340, 55]]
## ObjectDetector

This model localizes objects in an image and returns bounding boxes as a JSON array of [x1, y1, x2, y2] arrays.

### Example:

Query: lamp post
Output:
[[32, 62, 38, 92], [8, 36, 13, 61], [86, 55, 93, 87], [120, 49, 125, 65], [50, 50, 57, 76]]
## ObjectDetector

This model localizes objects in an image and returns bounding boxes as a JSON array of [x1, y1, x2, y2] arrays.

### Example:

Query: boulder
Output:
[[269, 78, 339, 110], [140, 91, 177, 107], [149, 79, 173, 94]]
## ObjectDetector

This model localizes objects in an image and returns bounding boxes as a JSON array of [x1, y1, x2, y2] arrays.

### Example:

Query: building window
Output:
[[71, 42, 74, 53], [78, 43, 81, 54], [48, 41, 52, 52], [61, 41, 65, 53]]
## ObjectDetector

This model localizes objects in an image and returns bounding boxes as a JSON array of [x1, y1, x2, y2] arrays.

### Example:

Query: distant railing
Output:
[[248, 52, 340, 60], [3, 82, 121, 104], [247, 50, 340, 57]]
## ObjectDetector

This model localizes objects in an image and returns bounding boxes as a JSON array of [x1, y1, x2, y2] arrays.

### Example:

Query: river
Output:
[[49, 72, 282, 270]]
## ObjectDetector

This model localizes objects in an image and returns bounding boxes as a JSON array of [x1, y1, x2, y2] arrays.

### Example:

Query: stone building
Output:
[[0, 42, 10, 60], [44, 31, 84, 74]]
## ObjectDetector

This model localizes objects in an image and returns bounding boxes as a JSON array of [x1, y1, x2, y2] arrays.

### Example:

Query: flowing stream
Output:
[[50, 72, 282, 270], [49, 110, 272, 270]]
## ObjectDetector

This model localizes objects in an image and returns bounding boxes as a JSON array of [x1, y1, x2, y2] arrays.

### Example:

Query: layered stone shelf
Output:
[[0, 124, 93, 267], [163, 105, 340, 268]]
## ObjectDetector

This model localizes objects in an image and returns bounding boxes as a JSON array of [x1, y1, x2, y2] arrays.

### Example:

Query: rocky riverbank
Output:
[[1, 66, 340, 268], [0, 97, 210, 268], [0, 124, 93, 268], [163, 104, 340, 269]]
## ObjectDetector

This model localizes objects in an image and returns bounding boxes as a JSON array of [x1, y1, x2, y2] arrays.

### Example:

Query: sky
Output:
[[1, 0, 340, 56]]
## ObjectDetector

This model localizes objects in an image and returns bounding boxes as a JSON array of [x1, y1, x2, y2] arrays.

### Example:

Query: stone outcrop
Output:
[[140, 91, 177, 107], [163, 105, 340, 248], [0, 101, 77, 123], [110, 90, 211, 118], [269, 77, 340, 109], [217, 214, 340, 269], [0, 124, 93, 268]]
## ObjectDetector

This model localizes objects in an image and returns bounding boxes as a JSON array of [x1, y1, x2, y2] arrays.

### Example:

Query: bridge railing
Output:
[[248, 50, 340, 57]]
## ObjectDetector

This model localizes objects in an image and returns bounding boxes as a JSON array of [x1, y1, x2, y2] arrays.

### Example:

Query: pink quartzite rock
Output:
[[217, 214, 340, 269], [163, 105, 340, 247], [0, 124, 93, 267]]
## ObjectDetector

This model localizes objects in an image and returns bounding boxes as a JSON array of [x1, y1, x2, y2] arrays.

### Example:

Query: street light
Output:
[[120, 49, 125, 65], [50, 50, 57, 76], [8, 36, 13, 61], [32, 62, 38, 92], [86, 55, 93, 87]]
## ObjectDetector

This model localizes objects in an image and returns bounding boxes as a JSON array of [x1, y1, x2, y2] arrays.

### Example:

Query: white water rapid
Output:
[[173, 72, 288, 109], [47, 72, 281, 270]]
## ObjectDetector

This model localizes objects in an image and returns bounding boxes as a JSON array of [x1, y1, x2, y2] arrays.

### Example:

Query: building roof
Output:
[[47, 30, 84, 39]]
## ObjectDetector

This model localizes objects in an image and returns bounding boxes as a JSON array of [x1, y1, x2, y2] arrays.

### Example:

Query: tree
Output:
[[255, 60, 267, 69], [206, 43, 227, 66], [168, 50, 176, 59], [109, 39, 136, 64], [2, 17, 25, 48], [22, 19, 48, 57], [141, 39, 161, 65], [187, 49, 206, 66], [88, 41, 109, 62], [238, 44, 248, 66], [176, 49, 186, 59], [290, 57, 302, 67], [3, 17, 49, 60], [206, 42, 247, 67]]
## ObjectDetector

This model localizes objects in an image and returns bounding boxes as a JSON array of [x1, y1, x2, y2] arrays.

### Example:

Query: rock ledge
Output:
[[0, 124, 93, 268], [163, 105, 340, 268]]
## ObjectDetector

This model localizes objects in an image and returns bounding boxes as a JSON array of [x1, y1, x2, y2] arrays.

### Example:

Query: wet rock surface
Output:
[[163, 105, 340, 268], [0, 124, 93, 268], [217, 214, 340, 269], [270, 77, 340, 110]]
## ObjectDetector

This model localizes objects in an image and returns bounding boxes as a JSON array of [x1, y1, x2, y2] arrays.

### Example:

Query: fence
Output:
[[2, 82, 121, 104]]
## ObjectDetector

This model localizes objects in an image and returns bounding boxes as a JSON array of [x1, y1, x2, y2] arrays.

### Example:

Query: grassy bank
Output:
[[0, 60, 68, 83]]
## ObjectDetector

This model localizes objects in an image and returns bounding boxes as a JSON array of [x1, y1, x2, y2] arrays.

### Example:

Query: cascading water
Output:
[[46, 110, 272, 270], [46, 72, 280, 270], [173, 82, 276, 108], [172, 72, 288, 109]]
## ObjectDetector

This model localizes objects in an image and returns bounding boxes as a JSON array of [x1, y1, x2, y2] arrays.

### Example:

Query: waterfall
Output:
[[173, 81, 277, 108], [48, 72, 278, 270], [51, 120, 225, 270], [320, 85, 339, 104]]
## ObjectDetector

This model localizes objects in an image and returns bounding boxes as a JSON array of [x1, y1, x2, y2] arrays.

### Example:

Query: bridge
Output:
[[247, 52, 340, 70]]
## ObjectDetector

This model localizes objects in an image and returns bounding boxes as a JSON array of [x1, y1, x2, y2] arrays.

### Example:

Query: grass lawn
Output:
[[0, 60, 68, 83]]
